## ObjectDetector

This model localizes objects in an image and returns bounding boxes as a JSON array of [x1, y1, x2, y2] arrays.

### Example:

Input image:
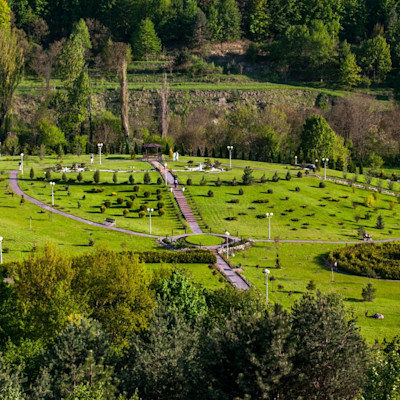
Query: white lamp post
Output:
[[332, 261, 337, 282], [50, 181, 55, 206], [322, 157, 329, 180], [266, 212, 273, 239], [20, 153, 24, 175], [0, 236, 3, 264], [295, 155, 297, 165], [182, 187, 185, 193], [265, 268, 270, 304], [227, 146, 233, 169], [147, 208, 154, 234], [225, 231, 230, 259], [315, 159, 318, 172], [97, 143, 103, 165]]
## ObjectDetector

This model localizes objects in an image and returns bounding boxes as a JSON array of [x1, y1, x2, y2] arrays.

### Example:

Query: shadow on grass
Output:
[[344, 297, 364, 303]]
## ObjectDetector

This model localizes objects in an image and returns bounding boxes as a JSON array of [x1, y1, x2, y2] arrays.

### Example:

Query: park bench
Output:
[[104, 218, 116, 227]]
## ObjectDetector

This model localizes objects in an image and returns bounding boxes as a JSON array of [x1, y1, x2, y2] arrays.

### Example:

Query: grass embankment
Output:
[[232, 242, 400, 343]]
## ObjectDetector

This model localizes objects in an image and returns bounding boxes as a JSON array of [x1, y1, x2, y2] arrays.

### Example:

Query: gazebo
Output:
[[143, 143, 162, 160]]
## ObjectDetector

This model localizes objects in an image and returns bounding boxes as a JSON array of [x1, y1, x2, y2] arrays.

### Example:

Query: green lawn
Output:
[[174, 169, 400, 240], [232, 242, 400, 343], [18, 170, 188, 236], [185, 234, 225, 246]]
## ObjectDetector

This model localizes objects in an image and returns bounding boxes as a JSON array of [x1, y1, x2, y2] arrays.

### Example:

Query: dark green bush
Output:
[[158, 208, 165, 216], [139, 210, 146, 218], [239, 188, 244, 195], [157, 201, 165, 209], [133, 185, 140, 192], [157, 177, 162, 185], [319, 181, 326, 188], [117, 198, 124, 205], [208, 190, 214, 197], [144, 191, 151, 198], [297, 171, 303, 178], [253, 199, 269, 204], [272, 172, 279, 182], [104, 200, 111, 208], [125, 250, 217, 264], [187, 178, 192, 186], [157, 194, 163, 201], [126, 200, 133, 208]]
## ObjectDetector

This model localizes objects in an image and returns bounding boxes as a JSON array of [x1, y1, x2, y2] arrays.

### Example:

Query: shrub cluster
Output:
[[126, 250, 216, 264], [328, 242, 400, 279]]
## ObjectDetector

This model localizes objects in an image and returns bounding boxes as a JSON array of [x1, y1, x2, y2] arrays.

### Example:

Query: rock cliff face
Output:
[[14, 87, 327, 125]]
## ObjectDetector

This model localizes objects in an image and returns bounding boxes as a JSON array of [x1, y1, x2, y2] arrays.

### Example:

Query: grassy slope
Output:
[[233, 242, 400, 343]]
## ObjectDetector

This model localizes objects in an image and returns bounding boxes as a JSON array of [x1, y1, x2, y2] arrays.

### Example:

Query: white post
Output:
[[227, 146, 233, 169], [225, 231, 230, 259], [50, 181, 55, 206], [20, 153, 24, 175], [182, 187, 185, 193], [322, 157, 329, 180], [332, 261, 337, 282], [147, 208, 154, 234], [265, 268, 270, 304], [266, 212, 273, 239], [98, 143, 103, 165], [295, 155, 297, 165]]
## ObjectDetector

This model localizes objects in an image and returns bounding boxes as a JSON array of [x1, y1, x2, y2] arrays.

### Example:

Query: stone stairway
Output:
[[173, 188, 203, 234]]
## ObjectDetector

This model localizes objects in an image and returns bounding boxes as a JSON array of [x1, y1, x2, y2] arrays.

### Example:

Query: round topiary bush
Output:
[[157, 201, 165, 209], [297, 171, 303, 178], [158, 208, 165, 216], [133, 185, 140, 192], [239, 188, 244, 195], [126, 200, 133, 208], [117, 197, 124, 204], [139, 210, 146, 218], [144, 191, 151, 198], [208, 190, 214, 197], [140, 205, 146, 211], [156, 188, 162, 195], [157, 194, 163, 201], [267, 189, 273, 194], [100, 205, 106, 213], [187, 178, 192, 186], [123, 209, 129, 216], [130, 194, 136, 201], [104, 200, 111, 208], [319, 181, 326, 188], [295, 186, 301, 192]]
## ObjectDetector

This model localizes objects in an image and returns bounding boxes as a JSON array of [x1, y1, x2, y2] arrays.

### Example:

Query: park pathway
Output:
[[8, 170, 158, 238], [150, 160, 250, 289]]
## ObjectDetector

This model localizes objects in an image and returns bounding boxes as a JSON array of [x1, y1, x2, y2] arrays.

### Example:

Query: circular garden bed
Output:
[[185, 235, 225, 247], [328, 242, 400, 279]]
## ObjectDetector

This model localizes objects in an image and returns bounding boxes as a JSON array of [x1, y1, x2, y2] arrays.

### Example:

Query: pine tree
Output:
[[376, 215, 385, 229], [113, 172, 118, 184], [93, 169, 100, 184], [30, 168, 34, 179], [242, 166, 254, 185], [132, 18, 162, 61], [362, 282, 376, 302]]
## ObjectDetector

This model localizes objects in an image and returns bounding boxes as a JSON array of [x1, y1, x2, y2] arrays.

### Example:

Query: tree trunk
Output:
[[120, 57, 129, 138], [159, 72, 169, 138]]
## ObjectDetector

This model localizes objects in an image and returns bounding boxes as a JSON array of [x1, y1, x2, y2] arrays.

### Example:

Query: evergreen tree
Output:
[[249, 0, 269, 42], [93, 169, 100, 184], [242, 166, 254, 185], [113, 171, 118, 184], [361, 282, 376, 302], [338, 41, 361, 87], [376, 214, 385, 229], [29, 168, 34, 179], [219, 0, 242, 41], [191, 10, 209, 49], [132, 18, 162, 61]]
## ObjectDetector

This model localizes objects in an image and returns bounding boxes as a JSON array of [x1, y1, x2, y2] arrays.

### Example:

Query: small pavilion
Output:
[[143, 143, 162, 160]]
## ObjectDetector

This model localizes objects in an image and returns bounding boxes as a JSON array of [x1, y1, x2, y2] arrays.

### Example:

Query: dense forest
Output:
[[0, 245, 399, 400], [1, 0, 400, 170]]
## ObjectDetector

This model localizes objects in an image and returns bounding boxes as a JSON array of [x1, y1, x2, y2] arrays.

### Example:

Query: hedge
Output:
[[125, 250, 216, 264], [328, 242, 400, 279]]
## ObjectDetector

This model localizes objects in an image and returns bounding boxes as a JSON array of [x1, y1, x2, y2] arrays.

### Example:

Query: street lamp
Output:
[[147, 208, 154, 234], [50, 181, 55, 206], [266, 212, 273, 239], [295, 155, 297, 165], [332, 261, 337, 282], [265, 268, 270, 304], [227, 146, 233, 169], [315, 159, 318, 172], [20, 153, 24, 175], [182, 187, 185, 193], [97, 143, 103, 165], [322, 157, 329, 180], [225, 231, 230, 259]]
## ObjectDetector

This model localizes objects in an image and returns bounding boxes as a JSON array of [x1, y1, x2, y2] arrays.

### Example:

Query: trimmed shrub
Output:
[[93, 170, 100, 184], [125, 249, 216, 264], [129, 174, 135, 184], [157, 194, 163, 201], [126, 200, 133, 208], [140, 205, 146, 211], [123, 208, 129, 216], [267, 189, 273, 194], [200, 176, 207, 186], [215, 177, 222, 187], [297, 171, 303, 178], [229, 199, 239, 204], [260, 173, 267, 183], [253, 199, 269, 203], [285, 172, 291, 181], [208, 190, 214, 197], [139, 210, 146, 218], [158, 208, 165, 216], [133, 185, 139, 192], [232, 177, 237, 186], [319, 181, 326, 188], [144, 191, 151, 198], [157, 177, 162, 185], [77, 172, 83, 182], [113, 172, 118, 184], [104, 200, 111, 208], [187, 178, 192, 186], [116, 197, 124, 205], [62, 172, 67, 182], [30, 168, 34, 179], [272, 172, 280, 182], [157, 201, 165, 209], [144, 172, 151, 184], [100, 205, 106, 213], [130, 194, 136, 201], [239, 188, 244, 195], [295, 186, 300, 192]]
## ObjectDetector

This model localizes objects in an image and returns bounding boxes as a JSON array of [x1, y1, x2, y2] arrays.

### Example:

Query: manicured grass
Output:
[[18, 170, 188, 236], [146, 263, 226, 290], [176, 169, 400, 240], [232, 242, 400, 342], [185, 234, 225, 246]]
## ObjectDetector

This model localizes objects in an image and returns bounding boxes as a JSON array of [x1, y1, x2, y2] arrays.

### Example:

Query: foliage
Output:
[[126, 250, 216, 264], [242, 166, 254, 185], [362, 282, 376, 302], [132, 18, 161, 61], [37, 119, 66, 151], [329, 243, 400, 279]]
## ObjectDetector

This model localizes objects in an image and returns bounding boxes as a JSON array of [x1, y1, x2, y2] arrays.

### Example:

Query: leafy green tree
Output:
[[299, 114, 336, 162], [157, 270, 208, 323], [32, 318, 116, 400], [120, 308, 200, 400], [0, 27, 24, 132], [284, 292, 367, 399], [64, 384, 104, 400], [0, 0, 11, 28], [219, 0, 241, 41], [191, 10, 209, 49], [0, 355, 25, 400], [181, 0, 199, 43], [306, 279, 316, 291], [208, 2, 222, 41], [249, 0, 269, 41], [132, 18, 162, 61], [242, 166, 254, 185], [359, 35, 392, 82], [37, 118, 66, 151], [362, 282, 376, 302], [58, 19, 91, 83], [338, 41, 362, 87], [72, 249, 155, 348]]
